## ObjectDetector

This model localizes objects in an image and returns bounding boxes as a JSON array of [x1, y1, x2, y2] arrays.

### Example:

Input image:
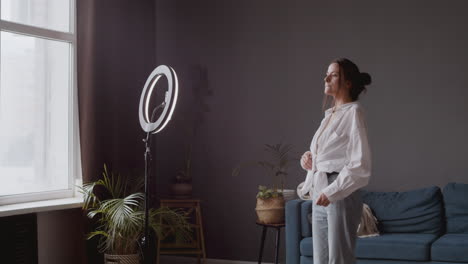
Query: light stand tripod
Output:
[[138, 65, 179, 264]]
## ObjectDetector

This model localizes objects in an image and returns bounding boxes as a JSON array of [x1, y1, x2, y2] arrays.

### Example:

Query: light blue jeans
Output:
[[312, 172, 363, 264]]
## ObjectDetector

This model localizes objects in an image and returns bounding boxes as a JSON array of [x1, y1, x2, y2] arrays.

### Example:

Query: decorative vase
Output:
[[255, 196, 285, 224], [170, 182, 193, 199], [104, 253, 140, 264]]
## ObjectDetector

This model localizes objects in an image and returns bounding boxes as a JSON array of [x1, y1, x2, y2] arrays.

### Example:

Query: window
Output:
[[0, 0, 81, 206]]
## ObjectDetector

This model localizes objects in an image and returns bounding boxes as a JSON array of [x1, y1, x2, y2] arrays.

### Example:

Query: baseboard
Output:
[[160, 255, 276, 264]]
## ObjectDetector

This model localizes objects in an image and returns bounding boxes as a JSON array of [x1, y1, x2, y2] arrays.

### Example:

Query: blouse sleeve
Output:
[[321, 107, 372, 202]]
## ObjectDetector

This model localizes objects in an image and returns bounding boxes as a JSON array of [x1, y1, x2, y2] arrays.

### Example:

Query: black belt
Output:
[[326, 171, 339, 177]]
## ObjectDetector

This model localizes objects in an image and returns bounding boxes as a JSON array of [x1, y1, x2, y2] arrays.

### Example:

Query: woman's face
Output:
[[324, 63, 341, 96]]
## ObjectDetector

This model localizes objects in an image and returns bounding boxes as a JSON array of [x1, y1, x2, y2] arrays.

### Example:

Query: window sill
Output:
[[0, 197, 83, 217]]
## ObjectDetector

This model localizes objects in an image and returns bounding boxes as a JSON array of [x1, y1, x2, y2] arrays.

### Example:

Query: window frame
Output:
[[0, 0, 82, 206]]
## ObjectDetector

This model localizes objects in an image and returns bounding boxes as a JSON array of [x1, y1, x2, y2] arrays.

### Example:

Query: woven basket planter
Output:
[[255, 196, 285, 224], [104, 253, 140, 264]]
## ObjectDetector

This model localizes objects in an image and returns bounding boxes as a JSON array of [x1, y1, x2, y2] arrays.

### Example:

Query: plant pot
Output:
[[104, 253, 140, 264], [255, 196, 285, 224], [170, 182, 192, 199]]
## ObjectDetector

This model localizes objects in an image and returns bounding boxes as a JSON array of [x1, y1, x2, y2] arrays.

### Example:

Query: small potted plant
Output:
[[233, 143, 298, 224], [255, 185, 285, 224], [170, 142, 193, 199], [80, 165, 191, 264]]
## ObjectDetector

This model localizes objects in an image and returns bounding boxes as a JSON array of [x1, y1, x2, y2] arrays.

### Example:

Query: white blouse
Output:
[[297, 101, 372, 203]]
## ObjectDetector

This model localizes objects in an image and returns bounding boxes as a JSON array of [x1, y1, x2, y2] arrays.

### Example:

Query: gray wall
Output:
[[154, 0, 468, 262]]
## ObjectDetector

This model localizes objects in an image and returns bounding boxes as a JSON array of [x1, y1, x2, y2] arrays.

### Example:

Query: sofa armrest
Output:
[[286, 199, 305, 264]]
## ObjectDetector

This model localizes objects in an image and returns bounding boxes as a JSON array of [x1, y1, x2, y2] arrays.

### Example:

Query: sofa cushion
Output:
[[431, 233, 468, 262], [360, 186, 444, 234], [300, 233, 439, 261], [431, 263, 468, 264], [357, 260, 432, 264], [299, 237, 313, 257], [356, 233, 439, 261], [300, 255, 313, 264], [298, 257, 433, 264], [443, 182, 468, 233]]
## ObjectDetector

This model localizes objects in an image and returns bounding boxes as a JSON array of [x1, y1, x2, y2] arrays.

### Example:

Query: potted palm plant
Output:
[[233, 143, 298, 224], [80, 165, 191, 264]]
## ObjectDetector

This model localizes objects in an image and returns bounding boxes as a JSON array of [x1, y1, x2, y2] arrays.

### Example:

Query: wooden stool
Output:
[[156, 199, 206, 264], [256, 221, 285, 264]]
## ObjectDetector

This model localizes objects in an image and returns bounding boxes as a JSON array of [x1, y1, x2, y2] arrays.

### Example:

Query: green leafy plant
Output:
[[80, 164, 191, 255], [233, 142, 298, 193], [256, 185, 283, 199]]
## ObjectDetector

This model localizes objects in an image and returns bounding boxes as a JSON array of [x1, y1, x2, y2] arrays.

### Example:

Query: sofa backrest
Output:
[[301, 201, 313, 237], [443, 182, 468, 234], [361, 186, 444, 234]]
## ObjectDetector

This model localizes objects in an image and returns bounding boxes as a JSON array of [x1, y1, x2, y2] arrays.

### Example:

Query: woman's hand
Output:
[[315, 193, 330, 207], [300, 151, 313, 171]]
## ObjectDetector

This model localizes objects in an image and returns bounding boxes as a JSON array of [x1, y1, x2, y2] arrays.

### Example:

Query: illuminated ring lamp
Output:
[[138, 65, 178, 264], [139, 65, 179, 134]]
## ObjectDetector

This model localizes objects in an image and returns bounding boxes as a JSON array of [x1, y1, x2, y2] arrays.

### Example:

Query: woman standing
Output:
[[298, 58, 372, 264]]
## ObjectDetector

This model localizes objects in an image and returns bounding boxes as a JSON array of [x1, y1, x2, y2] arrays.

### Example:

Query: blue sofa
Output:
[[286, 182, 468, 264]]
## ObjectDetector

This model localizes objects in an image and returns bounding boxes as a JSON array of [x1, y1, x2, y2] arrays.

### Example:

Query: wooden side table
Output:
[[256, 221, 285, 264], [156, 199, 206, 264]]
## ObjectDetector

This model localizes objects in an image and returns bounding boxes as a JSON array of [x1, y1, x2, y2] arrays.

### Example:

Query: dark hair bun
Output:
[[360, 72, 372, 86]]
